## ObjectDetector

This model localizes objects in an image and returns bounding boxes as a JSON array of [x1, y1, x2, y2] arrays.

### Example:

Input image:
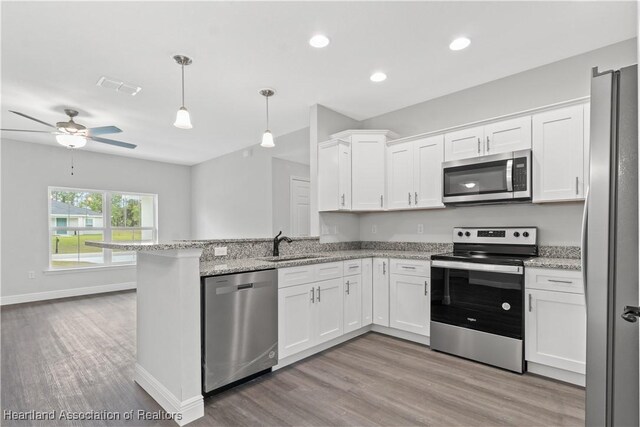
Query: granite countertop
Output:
[[200, 249, 439, 276], [85, 241, 207, 251], [524, 257, 582, 271]]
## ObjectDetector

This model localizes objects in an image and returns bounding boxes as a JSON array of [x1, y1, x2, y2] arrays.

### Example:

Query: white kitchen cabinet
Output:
[[386, 136, 445, 210], [483, 116, 532, 155], [532, 105, 586, 202], [372, 258, 390, 327], [316, 278, 344, 344], [318, 139, 351, 211], [389, 274, 430, 336], [362, 258, 373, 326], [444, 125, 484, 161], [525, 288, 586, 374], [278, 282, 316, 358], [343, 274, 362, 333], [350, 133, 386, 210]]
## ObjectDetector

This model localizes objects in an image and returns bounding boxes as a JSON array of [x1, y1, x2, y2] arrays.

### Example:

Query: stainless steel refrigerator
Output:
[[585, 64, 639, 426]]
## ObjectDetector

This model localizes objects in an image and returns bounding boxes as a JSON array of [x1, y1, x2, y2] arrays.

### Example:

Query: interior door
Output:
[[278, 283, 315, 359], [390, 274, 430, 336], [351, 134, 386, 210], [444, 125, 484, 161], [290, 177, 310, 236], [413, 135, 444, 208], [484, 116, 532, 155], [386, 142, 414, 209], [343, 275, 363, 333], [316, 278, 344, 344]]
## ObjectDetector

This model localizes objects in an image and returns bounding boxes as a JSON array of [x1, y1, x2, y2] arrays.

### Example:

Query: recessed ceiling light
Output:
[[309, 34, 330, 48], [449, 37, 471, 51], [370, 72, 387, 83]]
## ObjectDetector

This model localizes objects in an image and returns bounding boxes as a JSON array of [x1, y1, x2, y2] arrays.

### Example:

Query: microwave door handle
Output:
[[506, 159, 514, 192]]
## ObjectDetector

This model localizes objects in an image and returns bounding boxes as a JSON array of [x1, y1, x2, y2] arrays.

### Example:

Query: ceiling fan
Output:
[[1, 109, 137, 149]]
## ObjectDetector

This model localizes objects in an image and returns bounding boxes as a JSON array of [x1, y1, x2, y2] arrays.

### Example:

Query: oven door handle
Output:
[[431, 260, 523, 275], [506, 159, 514, 192]]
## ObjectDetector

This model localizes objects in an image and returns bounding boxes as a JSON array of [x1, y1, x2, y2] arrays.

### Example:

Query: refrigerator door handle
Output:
[[581, 187, 589, 305]]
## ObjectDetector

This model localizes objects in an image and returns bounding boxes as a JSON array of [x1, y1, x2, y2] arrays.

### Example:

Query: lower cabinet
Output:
[[372, 258, 390, 326], [389, 274, 430, 336], [343, 274, 363, 333], [362, 259, 373, 326], [525, 288, 586, 374]]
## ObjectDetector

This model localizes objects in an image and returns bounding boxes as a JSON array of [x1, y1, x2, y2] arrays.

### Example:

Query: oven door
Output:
[[442, 150, 531, 204], [430, 260, 524, 339]]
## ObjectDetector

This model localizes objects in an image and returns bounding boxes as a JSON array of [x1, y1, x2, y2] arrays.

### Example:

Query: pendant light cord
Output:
[[266, 96, 269, 129], [181, 63, 185, 107]]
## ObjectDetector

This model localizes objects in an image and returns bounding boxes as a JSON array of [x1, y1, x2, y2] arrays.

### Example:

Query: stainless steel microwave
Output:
[[442, 149, 531, 205]]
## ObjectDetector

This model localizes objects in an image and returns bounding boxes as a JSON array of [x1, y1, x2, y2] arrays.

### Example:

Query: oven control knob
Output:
[[457, 231, 464, 237], [523, 231, 530, 238], [464, 231, 471, 237], [513, 231, 520, 237]]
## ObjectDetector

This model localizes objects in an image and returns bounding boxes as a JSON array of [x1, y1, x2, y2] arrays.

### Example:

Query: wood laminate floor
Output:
[[2, 291, 585, 426]]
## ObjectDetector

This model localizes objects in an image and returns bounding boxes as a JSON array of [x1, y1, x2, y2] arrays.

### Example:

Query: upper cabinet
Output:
[[444, 117, 532, 161], [318, 139, 351, 211], [532, 104, 587, 202], [387, 135, 445, 210], [319, 130, 397, 212]]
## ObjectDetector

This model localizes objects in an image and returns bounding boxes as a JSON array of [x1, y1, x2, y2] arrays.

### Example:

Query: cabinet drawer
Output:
[[343, 259, 362, 276], [525, 268, 583, 294], [278, 265, 315, 289], [390, 259, 430, 277], [314, 261, 344, 281]]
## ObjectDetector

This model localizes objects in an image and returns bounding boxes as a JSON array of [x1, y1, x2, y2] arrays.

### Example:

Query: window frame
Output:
[[48, 186, 158, 270]]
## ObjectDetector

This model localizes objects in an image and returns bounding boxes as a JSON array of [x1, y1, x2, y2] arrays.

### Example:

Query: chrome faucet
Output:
[[273, 231, 292, 256]]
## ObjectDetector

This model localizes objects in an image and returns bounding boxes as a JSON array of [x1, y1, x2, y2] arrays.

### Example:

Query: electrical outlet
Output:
[[417, 224, 424, 234], [371, 225, 377, 234], [214, 247, 228, 256], [27, 271, 35, 279]]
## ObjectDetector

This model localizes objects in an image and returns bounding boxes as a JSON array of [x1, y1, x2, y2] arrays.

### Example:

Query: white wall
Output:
[[272, 157, 310, 236], [191, 127, 309, 239], [1, 139, 191, 301]]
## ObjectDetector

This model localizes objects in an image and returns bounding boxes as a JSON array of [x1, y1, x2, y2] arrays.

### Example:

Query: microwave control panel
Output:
[[513, 157, 528, 191]]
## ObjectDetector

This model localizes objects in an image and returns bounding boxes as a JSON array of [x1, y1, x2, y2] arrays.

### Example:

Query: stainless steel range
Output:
[[430, 227, 538, 373]]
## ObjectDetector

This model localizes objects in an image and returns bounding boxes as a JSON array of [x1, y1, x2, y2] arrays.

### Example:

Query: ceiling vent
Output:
[[96, 76, 142, 96]]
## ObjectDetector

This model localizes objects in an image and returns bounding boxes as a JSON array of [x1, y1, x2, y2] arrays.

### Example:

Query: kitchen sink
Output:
[[258, 254, 330, 262]]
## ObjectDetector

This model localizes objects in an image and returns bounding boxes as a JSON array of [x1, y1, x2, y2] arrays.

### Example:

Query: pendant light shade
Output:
[[56, 134, 87, 148], [173, 55, 193, 129], [259, 88, 275, 148]]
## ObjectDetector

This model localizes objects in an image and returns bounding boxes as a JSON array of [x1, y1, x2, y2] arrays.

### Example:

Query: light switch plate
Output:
[[214, 247, 228, 256], [417, 224, 424, 234], [371, 225, 377, 234]]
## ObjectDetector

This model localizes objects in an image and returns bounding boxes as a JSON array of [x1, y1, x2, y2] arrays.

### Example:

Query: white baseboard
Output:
[[0, 282, 136, 306], [527, 361, 585, 387], [134, 364, 204, 426]]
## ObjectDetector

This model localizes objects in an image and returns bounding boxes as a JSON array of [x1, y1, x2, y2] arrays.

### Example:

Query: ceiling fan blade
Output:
[[90, 136, 137, 149], [87, 125, 122, 136], [0, 128, 57, 133], [9, 110, 56, 128]]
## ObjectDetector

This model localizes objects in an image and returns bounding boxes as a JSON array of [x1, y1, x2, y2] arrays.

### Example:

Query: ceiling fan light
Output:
[[174, 107, 193, 129], [261, 130, 275, 148], [56, 134, 87, 148]]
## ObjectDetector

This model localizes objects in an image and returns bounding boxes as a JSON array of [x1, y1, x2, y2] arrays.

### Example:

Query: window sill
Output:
[[43, 264, 136, 275]]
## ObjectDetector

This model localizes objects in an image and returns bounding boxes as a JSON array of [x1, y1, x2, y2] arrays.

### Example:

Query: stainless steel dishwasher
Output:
[[202, 269, 278, 393]]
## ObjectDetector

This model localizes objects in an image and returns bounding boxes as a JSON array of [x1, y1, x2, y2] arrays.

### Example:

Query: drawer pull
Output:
[[348, 265, 359, 269], [402, 266, 416, 269], [548, 279, 573, 284]]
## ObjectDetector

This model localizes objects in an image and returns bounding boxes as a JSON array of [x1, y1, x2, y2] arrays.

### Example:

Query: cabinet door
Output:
[[444, 126, 484, 161], [316, 278, 344, 344], [413, 135, 444, 208], [361, 258, 373, 326], [351, 134, 386, 211], [484, 116, 532, 155], [390, 274, 430, 336], [343, 275, 363, 333], [338, 143, 352, 210], [278, 283, 316, 358], [525, 289, 586, 374], [317, 143, 340, 211], [532, 105, 585, 202], [386, 142, 414, 209], [372, 258, 390, 327]]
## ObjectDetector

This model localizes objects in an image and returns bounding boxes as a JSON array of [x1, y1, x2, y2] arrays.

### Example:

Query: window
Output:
[[49, 187, 157, 269]]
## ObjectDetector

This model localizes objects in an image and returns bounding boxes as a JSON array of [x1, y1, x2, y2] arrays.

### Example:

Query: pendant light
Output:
[[173, 55, 193, 129], [259, 88, 275, 148]]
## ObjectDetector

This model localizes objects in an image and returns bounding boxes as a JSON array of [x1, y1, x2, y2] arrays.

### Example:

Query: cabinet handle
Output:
[[408, 192, 411, 206], [528, 294, 532, 312], [341, 194, 345, 206], [402, 266, 416, 270], [424, 281, 428, 296], [311, 287, 315, 304], [348, 265, 358, 269], [345, 280, 350, 295], [414, 192, 418, 205], [548, 279, 573, 284], [317, 286, 321, 302], [477, 138, 481, 154], [486, 136, 490, 152], [575, 177, 579, 195], [382, 261, 386, 275], [380, 195, 383, 208]]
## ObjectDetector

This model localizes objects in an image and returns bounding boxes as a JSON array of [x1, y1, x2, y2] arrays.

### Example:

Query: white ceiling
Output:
[[1, 1, 637, 165]]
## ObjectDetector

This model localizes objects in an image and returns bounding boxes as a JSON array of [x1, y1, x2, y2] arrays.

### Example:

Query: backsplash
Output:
[[538, 246, 581, 259]]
